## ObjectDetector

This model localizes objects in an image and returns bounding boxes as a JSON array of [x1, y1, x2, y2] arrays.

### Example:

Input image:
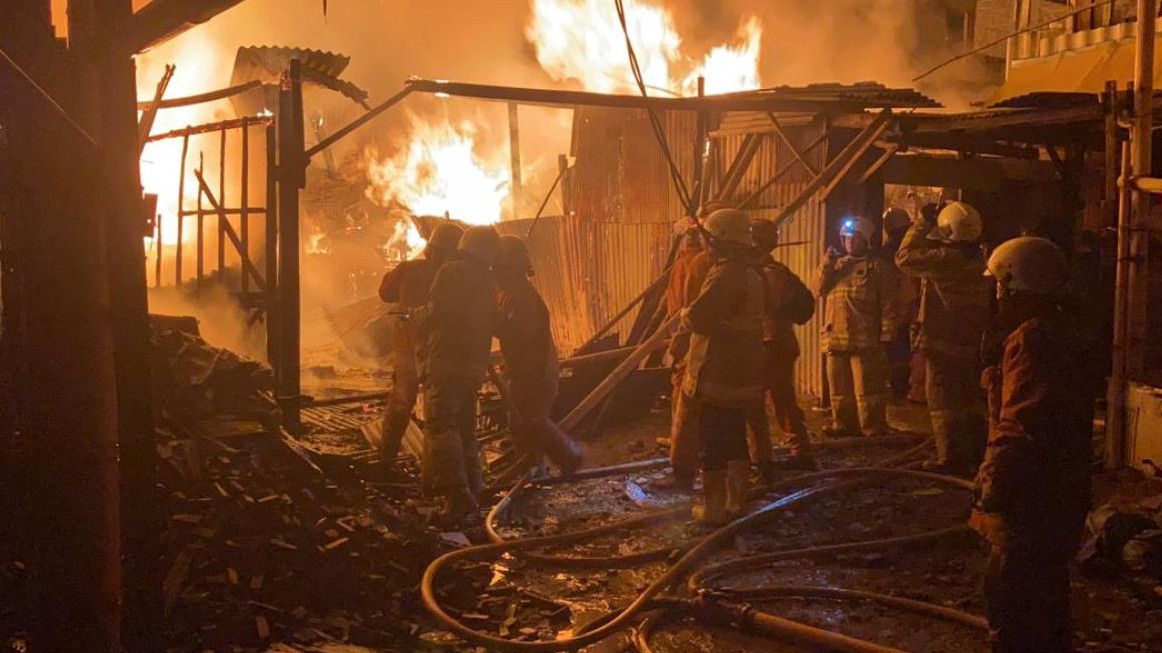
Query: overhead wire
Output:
[[0, 44, 97, 147]]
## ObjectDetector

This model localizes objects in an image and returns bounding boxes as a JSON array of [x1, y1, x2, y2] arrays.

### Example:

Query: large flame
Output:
[[137, 33, 233, 248], [384, 218, 428, 262], [526, 0, 762, 96], [364, 117, 510, 226]]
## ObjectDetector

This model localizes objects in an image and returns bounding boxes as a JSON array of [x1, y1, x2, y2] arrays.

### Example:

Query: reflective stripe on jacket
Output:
[[817, 255, 897, 353]]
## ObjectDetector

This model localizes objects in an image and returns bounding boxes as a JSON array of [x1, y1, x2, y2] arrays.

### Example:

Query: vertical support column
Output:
[[196, 152, 204, 290], [277, 60, 305, 432], [1110, 141, 1133, 469], [557, 153, 571, 217], [241, 120, 250, 295], [1128, 0, 1155, 380], [265, 124, 279, 368], [1104, 81, 1121, 226], [691, 76, 706, 215], [218, 125, 227, 276], [176, 133, 188, 287], [508, 102, 522, 218]]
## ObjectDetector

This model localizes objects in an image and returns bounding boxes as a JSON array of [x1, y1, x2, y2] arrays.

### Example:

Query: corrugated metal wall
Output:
[[497, 216, 670, 356], [713, 116, 830, 401]]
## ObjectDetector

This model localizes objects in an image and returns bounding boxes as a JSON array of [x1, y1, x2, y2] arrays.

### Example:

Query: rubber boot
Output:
[[725, 459, 751, 516], [654, 471, 695, 492], [434, 486, 480, 529], [692, 469, 730, 525]]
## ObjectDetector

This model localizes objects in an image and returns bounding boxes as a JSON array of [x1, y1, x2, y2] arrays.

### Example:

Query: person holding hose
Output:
[[655, 218, 712, 491], [376, 221, 464, 481], [971, 236, 1094, 653], [681, 209, 765, 524], [419, 226, 501, 526], [746, 219, 816, 477], [895, 201, 992, 475], [817, 216, 897, 439], [493, 235, 583, 475]]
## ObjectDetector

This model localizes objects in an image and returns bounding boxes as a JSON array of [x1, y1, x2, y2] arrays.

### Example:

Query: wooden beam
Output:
[[819, 119, 892, 200], [738, 130, 830, 209], [715, 132, 765, 201], [125, 0, 247, 53], [857, 144, 899, 184], [135, 79, 261, 110], [193, 170, 267, 292], [766, 111, 819, 176], [136, 63, 173, 152]]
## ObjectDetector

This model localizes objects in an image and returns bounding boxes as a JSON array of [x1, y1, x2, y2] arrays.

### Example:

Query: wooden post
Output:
[[196, 151, 204, 289], [1, 3, 122, 649], [1109, 140, 1133, 469], [241, 119, 250, 294], [1128, 0, 1155, 381], [175, 133, 188, 286], [1104, 81, 1120, 226], [218, 124, 227, 276], [508, 102, 522, 218], [277, 60, 306, 432], [557, 153, 571, 216], [265, 124, 279, 368]]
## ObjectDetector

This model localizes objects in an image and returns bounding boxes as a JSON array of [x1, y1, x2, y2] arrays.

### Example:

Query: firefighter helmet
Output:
[[457, 226, 502, 266], [838, 216, 875, 241], [882, 207, 911, 233], [986, 236, 1066, 295], [934, 201, 983, 243], [427, 221, 465, 252], [703, 209, 752, 247], [496, 235, 534, 275], [751, 219, 780, 251]]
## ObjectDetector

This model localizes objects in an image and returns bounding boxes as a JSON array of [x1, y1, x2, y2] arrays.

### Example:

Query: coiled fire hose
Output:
[[422, 442, 987, 653]]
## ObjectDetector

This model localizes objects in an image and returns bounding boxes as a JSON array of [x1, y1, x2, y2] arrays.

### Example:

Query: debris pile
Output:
[[1080, 499, 1162, 596], [157, 428, 450, 652], [149, 315, 278, 428]]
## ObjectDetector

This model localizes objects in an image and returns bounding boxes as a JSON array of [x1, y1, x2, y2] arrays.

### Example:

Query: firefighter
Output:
[[746, 219, 816, 477], [656, 219, 712, 491], [494, 235, 583, 474], [376, 221, 464, 480], [880, 207, 918, 401], [420, 225, 501, 526], [895, 201, 992, 475], [971, 236, 1094, 653], [817, 216, 897, 438], [682, 209, 765, 524]]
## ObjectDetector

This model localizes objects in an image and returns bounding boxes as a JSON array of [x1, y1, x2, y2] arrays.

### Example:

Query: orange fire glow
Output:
[[384, 218, 428, 262], [526, 0, 762, 96], [363, 117, 510, 226]]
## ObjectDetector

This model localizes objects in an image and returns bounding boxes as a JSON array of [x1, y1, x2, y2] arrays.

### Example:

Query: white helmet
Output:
[[986, 236, 1066, 295], [838, 216, 875, 241], [934, 201, 983, 243], [703, 209, 752, 247]]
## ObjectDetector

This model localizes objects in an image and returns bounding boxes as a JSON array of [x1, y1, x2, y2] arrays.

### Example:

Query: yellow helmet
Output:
[[703, 209, 752, 247], [934, 201, 983, 243], [427, 221, 465, 252], [457, 226, 502, 266], [496, 235, 534, 275], [986, 236, 1066, 295]]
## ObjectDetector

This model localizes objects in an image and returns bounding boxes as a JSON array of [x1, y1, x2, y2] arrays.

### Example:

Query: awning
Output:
[[990, 34, 1162, 106]]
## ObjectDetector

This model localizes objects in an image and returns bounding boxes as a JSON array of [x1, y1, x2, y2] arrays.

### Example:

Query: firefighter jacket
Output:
[[970, 309, 1094, 545], [749, 250, 814, 359], [681, 255, 766, 408], [495, 273, 559, 397], [420, 257, 498, 387], [379, 258, 437, 307], [666, 248, 713, 365], [816, 255, 898, 353], [894, 222, 991, 360]]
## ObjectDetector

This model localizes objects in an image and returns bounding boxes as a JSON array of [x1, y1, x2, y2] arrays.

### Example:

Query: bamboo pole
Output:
[[1127, 0, 1155, 381]]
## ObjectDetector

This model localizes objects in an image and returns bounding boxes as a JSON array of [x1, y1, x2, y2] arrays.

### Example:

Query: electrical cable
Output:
[[0, 44, 97, 146]]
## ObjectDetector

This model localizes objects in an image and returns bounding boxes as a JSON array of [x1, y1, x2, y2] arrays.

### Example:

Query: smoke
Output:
[[148, 284, 268, 362]]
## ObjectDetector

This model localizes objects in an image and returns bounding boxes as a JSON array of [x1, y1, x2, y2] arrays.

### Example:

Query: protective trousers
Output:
[[825, 348, 888, 436], [745, 344, 811, 460], [699, 403, 749, 471], [380, 317, 419, 469], [925, 351, 985, 468], [507, 379, 581, 472], [984, 516, 1084, 653], [669, 360, 702, 483], [421, 378, 484, 500]]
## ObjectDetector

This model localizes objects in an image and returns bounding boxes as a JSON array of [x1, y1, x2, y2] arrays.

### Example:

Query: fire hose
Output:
[[422, 455, 988, 652]]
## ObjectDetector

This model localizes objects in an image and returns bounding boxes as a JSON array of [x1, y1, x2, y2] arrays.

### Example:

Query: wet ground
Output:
[[442, 400, 1162, 653]]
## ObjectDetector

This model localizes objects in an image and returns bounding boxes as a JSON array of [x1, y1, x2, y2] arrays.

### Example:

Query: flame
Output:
[[363, 117, 509, 226], [526, 0, 762, 96], [682, 17, 763, 96], [384, 219, 428, 262], [305, 226, 330, 255], [136, 32, 233, 248]]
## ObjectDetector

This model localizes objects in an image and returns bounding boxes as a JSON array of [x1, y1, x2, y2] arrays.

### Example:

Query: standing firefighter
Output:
[[494, 235, 583, 474], [682, 209, 765, 524], [420, 226, 501, 526], [971, 236, 1094, 653], [896, 201, 991, 474], [880, 206, 918, 400], [817, 216, 896, 438], [657, 219, 712, 491], [376, 221, 464, 480], [747, 219, 816, 476]]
